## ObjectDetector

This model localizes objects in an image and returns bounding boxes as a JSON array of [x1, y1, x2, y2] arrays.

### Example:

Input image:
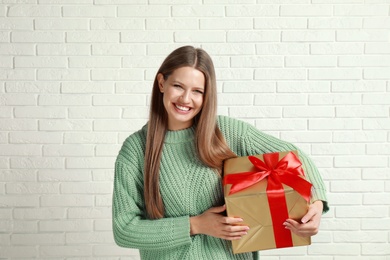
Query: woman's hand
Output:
[[283, 200, 323, 237], [190, 204, 249, 240]]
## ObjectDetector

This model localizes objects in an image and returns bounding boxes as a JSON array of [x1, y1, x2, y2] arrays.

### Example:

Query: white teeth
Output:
[[175, 104, 190, 111]]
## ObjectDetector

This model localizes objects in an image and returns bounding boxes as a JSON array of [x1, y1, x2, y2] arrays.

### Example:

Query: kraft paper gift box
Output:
[[223, 150, 312, 254]]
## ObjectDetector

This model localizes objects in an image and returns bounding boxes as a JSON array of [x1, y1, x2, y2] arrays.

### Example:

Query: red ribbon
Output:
[[223, 152, 312, 248]]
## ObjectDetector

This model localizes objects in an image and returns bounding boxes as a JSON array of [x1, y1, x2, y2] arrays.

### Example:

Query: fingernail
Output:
[[283, 222, 287, 226]]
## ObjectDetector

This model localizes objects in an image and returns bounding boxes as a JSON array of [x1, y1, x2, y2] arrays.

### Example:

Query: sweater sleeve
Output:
[[218, 115, 329, 213], [112, 158, 192, 250], [242, 123, 329, 213]]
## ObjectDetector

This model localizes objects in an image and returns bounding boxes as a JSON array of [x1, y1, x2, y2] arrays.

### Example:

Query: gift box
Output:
[[223, 151, 312, 254]]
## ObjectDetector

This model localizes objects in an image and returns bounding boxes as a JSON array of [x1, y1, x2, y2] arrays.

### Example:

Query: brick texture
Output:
[[0, 1, 389, 259]]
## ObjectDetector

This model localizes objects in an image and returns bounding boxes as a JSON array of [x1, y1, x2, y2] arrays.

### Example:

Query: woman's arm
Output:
[[114, 159, 250, 248], [112, 160, 191, 250], [242, 123, 329, 213]]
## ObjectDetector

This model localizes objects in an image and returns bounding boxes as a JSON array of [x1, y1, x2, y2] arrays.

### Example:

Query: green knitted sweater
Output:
[[112, 115, 328, 260]]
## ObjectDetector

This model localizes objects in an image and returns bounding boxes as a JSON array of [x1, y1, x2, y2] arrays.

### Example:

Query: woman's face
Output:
[[158, 66, 205, 131]]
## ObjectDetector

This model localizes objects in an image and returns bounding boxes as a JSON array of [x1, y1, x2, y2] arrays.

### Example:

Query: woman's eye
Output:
[[173, 84, 182, 88], [195, 90, 204, 94]]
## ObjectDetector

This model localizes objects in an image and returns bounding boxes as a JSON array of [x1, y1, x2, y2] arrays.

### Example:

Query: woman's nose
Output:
[[180, 91, 191, 103]]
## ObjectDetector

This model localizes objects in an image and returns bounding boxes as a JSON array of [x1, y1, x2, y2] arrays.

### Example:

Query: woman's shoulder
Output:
[[122, 124, 147, 148], [216, 115, 250, 134], [117, 123, 147, 163], [216, 115, 274, 144]]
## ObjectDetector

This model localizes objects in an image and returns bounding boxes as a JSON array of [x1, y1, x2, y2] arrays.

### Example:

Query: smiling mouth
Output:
[[174, 104, 191, 111]]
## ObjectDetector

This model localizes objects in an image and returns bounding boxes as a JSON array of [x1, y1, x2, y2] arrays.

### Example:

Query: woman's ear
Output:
[[157, 73, 164, 93]]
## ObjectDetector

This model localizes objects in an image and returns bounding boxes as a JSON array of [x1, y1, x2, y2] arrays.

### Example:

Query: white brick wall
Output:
[[1, 1, 389, 259]]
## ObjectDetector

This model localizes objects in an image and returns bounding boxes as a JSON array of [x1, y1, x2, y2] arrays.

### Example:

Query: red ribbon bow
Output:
[[223, 152, 312, 248]]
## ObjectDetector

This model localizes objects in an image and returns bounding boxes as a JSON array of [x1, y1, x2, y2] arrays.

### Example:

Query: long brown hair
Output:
[[144, 46, 236, 219]]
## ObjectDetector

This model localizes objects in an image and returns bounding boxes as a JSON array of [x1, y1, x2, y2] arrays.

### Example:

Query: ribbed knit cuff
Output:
[[171, 216, 192, 247]]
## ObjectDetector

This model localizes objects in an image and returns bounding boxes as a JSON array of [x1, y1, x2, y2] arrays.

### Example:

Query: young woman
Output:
[[112, 46, 328, 260]]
